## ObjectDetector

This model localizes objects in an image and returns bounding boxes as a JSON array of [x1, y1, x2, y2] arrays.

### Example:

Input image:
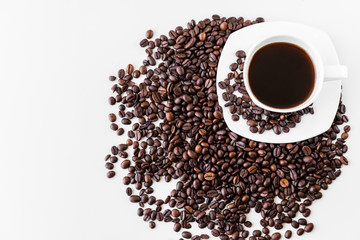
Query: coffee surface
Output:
[[249, 42, 315, 109]]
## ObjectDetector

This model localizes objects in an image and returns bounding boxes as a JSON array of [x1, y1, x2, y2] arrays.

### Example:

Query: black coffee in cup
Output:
[[248, 42, 315, 109]]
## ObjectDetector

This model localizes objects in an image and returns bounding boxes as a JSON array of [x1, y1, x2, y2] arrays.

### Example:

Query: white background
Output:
[[0, 0, 359, 240]]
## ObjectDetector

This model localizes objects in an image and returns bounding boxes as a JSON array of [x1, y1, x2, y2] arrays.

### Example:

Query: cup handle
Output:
[[324, 65, 348, 81]]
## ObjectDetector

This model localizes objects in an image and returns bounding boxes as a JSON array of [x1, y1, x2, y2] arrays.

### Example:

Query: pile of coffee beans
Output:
[[105, 15, 350, 240], [218, 51, 314, 135]]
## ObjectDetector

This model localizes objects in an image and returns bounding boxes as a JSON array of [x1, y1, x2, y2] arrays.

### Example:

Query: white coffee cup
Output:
[[243, 35, 348, 113]]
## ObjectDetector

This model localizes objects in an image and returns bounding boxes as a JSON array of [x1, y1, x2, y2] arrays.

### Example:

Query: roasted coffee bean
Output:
[[229, 63, 238, 71], [120, 160, 131, 169], [248, 166, 257, 174], [107, 171, 115, 178], [149, 221, 156, 229], [304, 223, 314, 232], [284, 230, 292, 239], [182, 231, 192, 239], [129, 195, 141, 203], [140, 39, 149, 47], [236, 50, 246, 58], [271, 232, 281, 240], [121, 118, 131, 125], [110, 123, 118, 131], [105, 162, 114, 170], [145, 30, 154, 39], [117, 128, 124, 136], [174, 223, 181, 232], [108, 96, 116, 105], [108, 113, 116, 122]]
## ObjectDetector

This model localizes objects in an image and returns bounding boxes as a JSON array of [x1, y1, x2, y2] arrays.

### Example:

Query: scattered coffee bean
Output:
[[129, 195, 141, 203], [121, 118, 131, 125], [182, 231, 192, 239], [284, 230, 292, 239], [304, 223, 314, 232], [174, 223, 181, 232], [344, 125, 351, 132], [110, 123, 118, 131], [117, 128, 124, 136], [106, 171, 115, 178], [126, 64, 134, 74], [145, 29, 154, 39], [105, 162, 114, 170], [271, 232, 281, 240], [149, 221, 156, 229], [120, 160, 130, 169], [108, 113, 116, 122]]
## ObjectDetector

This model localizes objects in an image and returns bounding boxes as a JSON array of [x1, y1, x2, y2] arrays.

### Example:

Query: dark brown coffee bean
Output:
[[145, 29, 154, 39], [174, 223, 181, 232], [118, 69, 125, 78], [247, 119, 257, 127], [304, 223, 314, 232], [344, 125, 351, 132], [248, 166, 257, 174], [284, 230, 292, 239], [129, 195, 141, 203], [182, 231, 192, 239], [121, 118, 131, 125], [211, 229, 220, 237], [229, 63, 238, 71], [271, 232, 281, 240], [340, 156, 348, 165], [220, 22, 228, 31], [105, 162, 114, 170], [107, 171, 115, 178], [341, 132, 348, 139], [166, 112, 175, 121], [108, 96, 116, 105], [117, 128, 124, 136], [273, 125, 281, 135], [121, 160, 131, 169], [140, 39, 149, 47], [108, 113, 116, 122], [236, 50, 246, 58], [149, 221, 156, 229], [232, 115, 239, 121]]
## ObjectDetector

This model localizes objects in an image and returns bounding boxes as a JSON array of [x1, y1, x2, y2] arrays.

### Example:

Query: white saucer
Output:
[[217, 22, 342, 143]]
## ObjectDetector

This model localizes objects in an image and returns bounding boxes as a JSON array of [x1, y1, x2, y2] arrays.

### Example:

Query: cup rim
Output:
[[243, 34, 323, 113]]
